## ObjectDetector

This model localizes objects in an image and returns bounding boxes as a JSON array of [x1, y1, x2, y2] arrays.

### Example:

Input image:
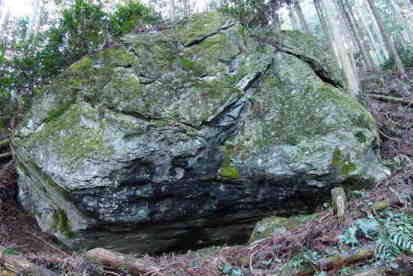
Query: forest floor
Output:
[[1, 69, 413, 275]]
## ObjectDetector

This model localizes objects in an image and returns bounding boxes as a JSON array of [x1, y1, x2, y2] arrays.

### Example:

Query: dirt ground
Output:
[[0, 162, 66, 258]]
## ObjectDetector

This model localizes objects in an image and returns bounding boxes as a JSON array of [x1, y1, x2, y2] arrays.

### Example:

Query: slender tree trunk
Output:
[[344, 0, 380, 68], [169, 0, 176, 21], [0, 5, 10, 43], [387, 0, 413, 43], [182, 0, 190, 17], [366, 0, 407, 78], [336, 0, 376, 71], [363, 0, 390, 60], [313, 0, 340, 67], [270, 0, 281, 31], [294, 0, 311, 34], [26, 0, 42, 40], [0, 0, 3, 25], [321, 0, 360, 97], [288, 3, 300, 30], [354, 4, 386, 64]]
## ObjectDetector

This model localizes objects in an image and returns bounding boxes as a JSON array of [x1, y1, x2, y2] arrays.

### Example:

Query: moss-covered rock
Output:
[[249, 214, 319, 243], [14, 12, 388, 253]]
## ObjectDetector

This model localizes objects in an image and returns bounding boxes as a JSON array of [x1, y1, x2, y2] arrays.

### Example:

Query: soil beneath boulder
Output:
[[0, 158, 66, 258]]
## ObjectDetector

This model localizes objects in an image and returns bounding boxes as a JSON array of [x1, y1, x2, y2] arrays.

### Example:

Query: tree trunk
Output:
[[26, 0, 43, 41], [182, 0, 191, 17], [313, 0, 340, 67], [387, 0, 413, 43], [269, 0, 281, 31], [345, 0, 380, 68], [321, 0, 360, 97], [0, 5, 10, 44], [288, 3, 300, 30], [294, 0, 311, 34], [336, 0, 376, 71], [169, 0, 176, 21], [354, 3, 386, 64], [366, 0, 407, 79]]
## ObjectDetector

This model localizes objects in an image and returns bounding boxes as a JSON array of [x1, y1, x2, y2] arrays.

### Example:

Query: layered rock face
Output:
[[14, 13, 387, 253]]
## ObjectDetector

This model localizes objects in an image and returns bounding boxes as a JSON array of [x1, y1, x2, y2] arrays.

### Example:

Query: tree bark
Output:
[[269, 0, 281, 31], [294, 0, 311, 34], [386, 0, 413, 43], [0, 5, 10, 43], [288, 3, 300, 30], [354, 3, 386, 64], [169, 0, 176, 21], [85, 248, 198, 276], [336, 0, 376, 71], [345, 0, 380, 68], [366, 0, 407, 79], [321, 0, 360, 97], [313, 0, 340, 67]]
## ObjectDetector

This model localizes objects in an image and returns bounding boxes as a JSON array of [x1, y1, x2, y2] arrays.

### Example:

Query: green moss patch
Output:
[[52, 208, 75, 239]]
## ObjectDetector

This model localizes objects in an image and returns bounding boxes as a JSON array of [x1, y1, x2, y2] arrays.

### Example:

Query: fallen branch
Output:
[[0, 160, 13, 177], [369, 94, 413, 106], [26, 231, 70, 257], [0, 246, 58, 276], [0, 138, 9, 149], [291, 247, 375, 276], [353, 268, 386, 276], [85, 248, 162, 275], [0, 152, 12, 159]]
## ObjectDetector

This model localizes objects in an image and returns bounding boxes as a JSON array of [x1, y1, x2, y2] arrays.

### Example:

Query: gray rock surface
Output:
[[14, 12, 388, 253]]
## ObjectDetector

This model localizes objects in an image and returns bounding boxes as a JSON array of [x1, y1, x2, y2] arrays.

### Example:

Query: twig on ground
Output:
[[85, 248, 162, 276], [0, 246, 58, 276], [0, 152, 12, 159], [0, 138, 9, 148], [369, 94, 413, 106], [26, 232, 70, 257]]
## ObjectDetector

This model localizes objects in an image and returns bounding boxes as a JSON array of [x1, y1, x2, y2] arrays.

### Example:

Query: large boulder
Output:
[[14, 13, 388, 253]]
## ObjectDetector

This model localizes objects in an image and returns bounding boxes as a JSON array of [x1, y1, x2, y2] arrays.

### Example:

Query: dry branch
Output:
[[291, 247, 375, 276], [353, 268, 386, 276], [0, 246, 58, 276], [369, 94, 413, 106], [0, 138, 9, 149], [85, 248, 161, 275], [0, 152, 12, 159]]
